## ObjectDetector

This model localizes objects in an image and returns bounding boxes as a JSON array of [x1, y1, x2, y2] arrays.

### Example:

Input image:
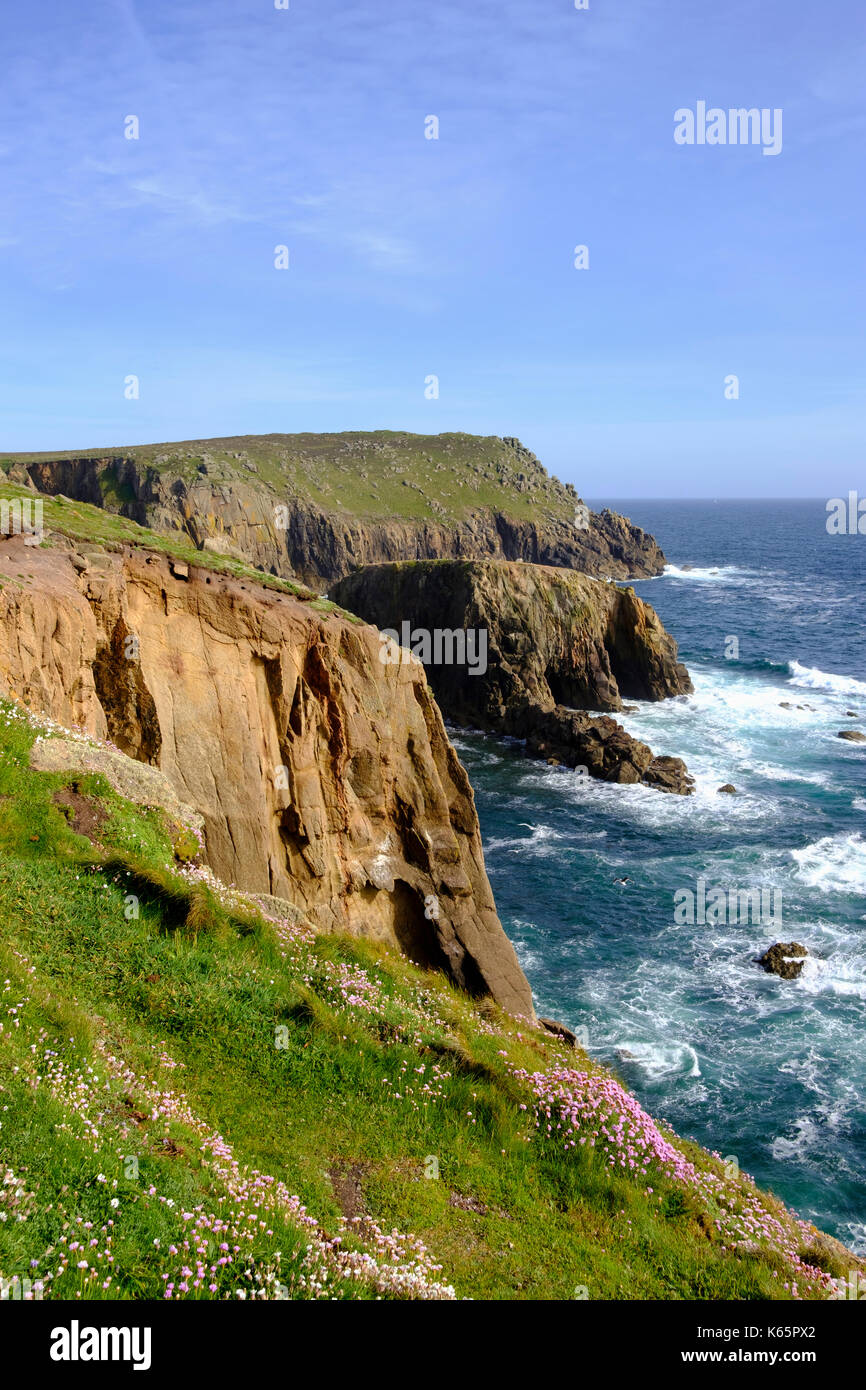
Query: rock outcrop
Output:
[[0, 531, 534, 1018], [758, 942, 809, 980], [12, 433, 667, 590], [332, 559, 694, 794], [29, 735, 203, 835]]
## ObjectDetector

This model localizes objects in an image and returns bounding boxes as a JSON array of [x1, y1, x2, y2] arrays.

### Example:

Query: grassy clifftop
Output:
[[3, 431, 578, 526], [0, 701, 855, 1301], [0, 481, 350, 619], [2, 433, 665, 587]]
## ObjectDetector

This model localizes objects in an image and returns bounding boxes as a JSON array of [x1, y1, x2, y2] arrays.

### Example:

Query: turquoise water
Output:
[[454, 500, 865, 1251]]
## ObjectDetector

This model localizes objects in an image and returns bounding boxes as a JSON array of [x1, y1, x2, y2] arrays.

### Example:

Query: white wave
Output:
[[795, 952, 866, 1001], [614, 1041, 701, 1080], [750, 762, 829, 787], [844, 1223, 866, 1257], [663, 563, 751, 582], [791, 834, 866, 895], [787, 661, 866, 698], [484, 822, 564, 858], [514, 944, 544, 974], [771, 1116, 819, 1162], [630, 669, 822, 737]]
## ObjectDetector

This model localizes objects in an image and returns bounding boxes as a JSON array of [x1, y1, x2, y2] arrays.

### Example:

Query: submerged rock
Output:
[[758, 942, 809, 980]]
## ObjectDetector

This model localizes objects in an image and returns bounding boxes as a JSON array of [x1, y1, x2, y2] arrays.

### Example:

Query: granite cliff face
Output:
[[8, 433, 667, 589], [332, 560, 694, 793], [0, 530, 533, 1017]]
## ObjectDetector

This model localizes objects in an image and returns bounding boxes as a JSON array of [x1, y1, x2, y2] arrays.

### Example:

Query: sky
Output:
[[1, 0, 863, 496]]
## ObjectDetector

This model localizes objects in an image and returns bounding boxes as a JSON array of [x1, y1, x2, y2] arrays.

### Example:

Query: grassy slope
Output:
[[0, 703, 853, 1302], [2, 431, 580, 525]]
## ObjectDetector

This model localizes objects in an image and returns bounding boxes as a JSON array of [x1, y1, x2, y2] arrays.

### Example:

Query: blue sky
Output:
[[1, 0, 863, 495]]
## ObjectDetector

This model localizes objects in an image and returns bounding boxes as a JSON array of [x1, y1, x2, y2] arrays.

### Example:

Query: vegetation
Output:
[[2, 431, 582, 525], [0, 701, 854, 1301], [0, 482, 353, 618]]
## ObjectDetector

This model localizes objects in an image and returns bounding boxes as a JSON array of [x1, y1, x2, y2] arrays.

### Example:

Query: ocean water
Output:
[[454, 500, 866, 1253]]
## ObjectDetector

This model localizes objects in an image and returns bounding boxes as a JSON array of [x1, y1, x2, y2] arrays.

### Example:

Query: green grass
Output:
[[0, 482, 357, 619], [3, 431, 582, 526], [0, 701, 857, 1301]]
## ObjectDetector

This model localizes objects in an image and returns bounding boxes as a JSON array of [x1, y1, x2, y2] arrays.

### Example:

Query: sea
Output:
[[452, 499, 866, 1253]]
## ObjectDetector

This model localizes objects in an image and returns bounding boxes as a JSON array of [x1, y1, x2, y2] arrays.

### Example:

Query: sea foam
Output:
[[787, 660, 866, 698], [791, 833, 866, 895]]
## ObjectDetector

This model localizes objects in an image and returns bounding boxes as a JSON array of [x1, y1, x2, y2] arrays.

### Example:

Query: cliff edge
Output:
[[5, 432, 666, 589]]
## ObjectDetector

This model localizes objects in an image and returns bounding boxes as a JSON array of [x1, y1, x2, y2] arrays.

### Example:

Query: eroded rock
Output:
[[332, 559, 694, 794], [758, 942, 809, 980], [538, 1018, 578, 1048]]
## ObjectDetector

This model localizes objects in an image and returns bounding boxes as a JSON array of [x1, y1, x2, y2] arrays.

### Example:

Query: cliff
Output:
[[0, 524, 533, 1017], [0, 493, 859, 1305], [4, 431, 666, 589], [332, 559, 694, 793]]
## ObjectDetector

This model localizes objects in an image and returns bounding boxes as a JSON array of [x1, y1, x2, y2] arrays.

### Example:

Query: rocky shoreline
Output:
[[333, 558, 695, 793]]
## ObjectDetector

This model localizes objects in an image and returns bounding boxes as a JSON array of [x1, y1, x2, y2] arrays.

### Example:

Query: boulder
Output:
[[758, 942, 809, 980], [717, 784, 737, 794], [516, 702, 693, 794], [29, 735, 203, 834], [538, 1018, 578, 1048], [837, 730, 866, 742]]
